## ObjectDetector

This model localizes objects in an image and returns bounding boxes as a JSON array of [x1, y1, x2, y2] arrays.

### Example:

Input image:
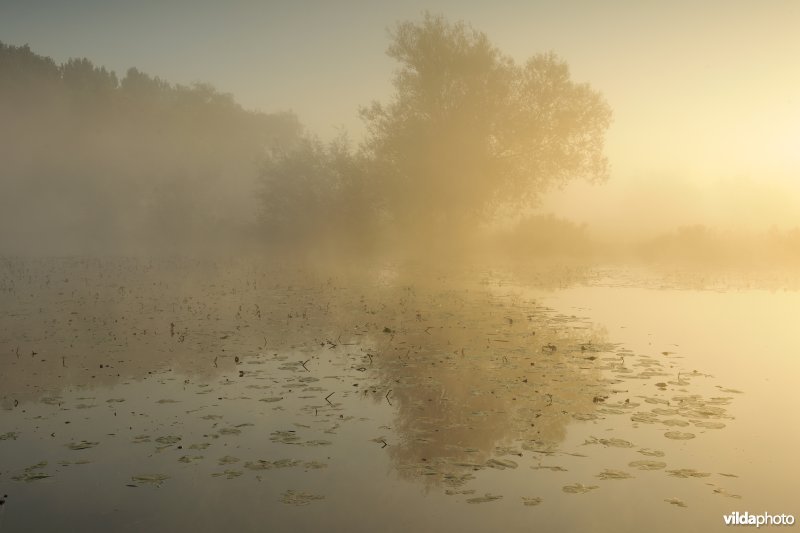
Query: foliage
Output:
[[0, 41, 301, 254], [258, 135, 380, 253], [360, 14, 612, 239]]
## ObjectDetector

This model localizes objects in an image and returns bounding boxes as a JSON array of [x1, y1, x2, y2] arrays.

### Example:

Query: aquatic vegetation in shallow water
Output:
[[485, 458, 518, 470], [466, 493, 503, 504], [712, 487, 741, 499], [664, 431, 695, 440], [131, 474, 169, 486], [693, 421, 725, 429], [630, 412, 658, 423], [66, 440, 98, 450], [637, 448, 665, 457], [596, 469, 633, 480], [583, 436, 634, 448], [628, 460, 667, 470], [531, 465, 567, 471], [651, 408, 678, 416], [666, 469, 710, 478], [280, 490, 324, 506], [57, 460, 91, 466], [13, 471, 51, 482], [13, 461, 51, 482], [0, 260, 756, 529], [211, 470, 242, 479], [562, 483, 599, 494], [661, 419, 690, 427]]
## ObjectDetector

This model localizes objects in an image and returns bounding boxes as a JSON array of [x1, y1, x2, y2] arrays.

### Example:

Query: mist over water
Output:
[[1, 6, 799, 533]]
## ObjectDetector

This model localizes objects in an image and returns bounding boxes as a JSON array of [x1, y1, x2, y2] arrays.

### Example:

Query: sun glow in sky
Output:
[[2, 0, 798, 238]]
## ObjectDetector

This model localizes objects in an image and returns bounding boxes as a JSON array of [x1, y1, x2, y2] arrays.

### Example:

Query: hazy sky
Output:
[[2, 0, 798, 238]]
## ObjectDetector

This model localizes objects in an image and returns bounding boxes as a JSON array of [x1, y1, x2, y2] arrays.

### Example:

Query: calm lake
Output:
[[1, 258, 798, 532]]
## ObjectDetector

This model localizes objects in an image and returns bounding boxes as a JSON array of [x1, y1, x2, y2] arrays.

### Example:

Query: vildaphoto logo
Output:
[[723, 512, 795, 527]]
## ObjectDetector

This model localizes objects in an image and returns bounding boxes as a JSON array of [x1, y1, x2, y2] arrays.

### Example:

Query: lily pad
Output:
[[629, 460, 667, 470], [596, 469, 633, 480], [694, 421, 725, 429], [211, 470, 242, 479], [273, 459, 303, 468], [466, 493, 503, 504], [652, 408, 678, 416], [584, 437, 634, 448], [132, 474, 169, 485], [531, 465, 567, 471], [666, 469, 710, 478], [664, 431, 695, 440], [304, 440, 332, 447], [630, 413, 658, 423], [13, 471, 51, 482], [280, 489, 324, 506], [562, 483, 599, 494], [486, 458, 518, 470], [637, 448, 665, 457], [67, 440, 99, 450]]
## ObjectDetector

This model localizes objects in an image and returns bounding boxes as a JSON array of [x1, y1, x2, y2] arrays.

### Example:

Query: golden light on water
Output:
[[1, 3, 799, 532]]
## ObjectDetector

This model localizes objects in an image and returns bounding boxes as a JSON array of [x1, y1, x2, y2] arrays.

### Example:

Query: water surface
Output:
[[1, 259, 797, 532]]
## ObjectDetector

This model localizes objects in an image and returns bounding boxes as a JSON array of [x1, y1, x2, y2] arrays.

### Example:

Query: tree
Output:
[[258, 135, 380, 253], [361, 14, 612, 241], [0, 42, 302, 254]]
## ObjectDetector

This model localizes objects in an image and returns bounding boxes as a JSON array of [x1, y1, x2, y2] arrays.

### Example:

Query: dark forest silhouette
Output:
[[0, 41, 301, 254]]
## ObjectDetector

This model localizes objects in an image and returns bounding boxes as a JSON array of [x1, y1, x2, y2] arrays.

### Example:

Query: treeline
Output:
[[258, 14, 611, 259], [0, 41, 301, 254], [635, 224, 800, 267], [1, 14, 612, 259], [489, 215, 596, 261]]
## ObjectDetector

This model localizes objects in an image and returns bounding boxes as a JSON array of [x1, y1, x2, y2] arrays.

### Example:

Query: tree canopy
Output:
[[360, 14, 612, 239], [0, 41, 301, 254]]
